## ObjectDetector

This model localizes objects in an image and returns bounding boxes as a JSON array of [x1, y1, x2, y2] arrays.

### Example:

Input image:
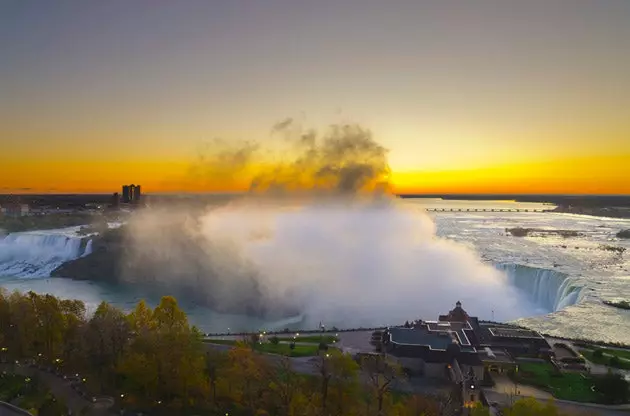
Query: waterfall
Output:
[[496, 263, 585, 312], [82, 239, 94, 257], [0, 230, 89, 278]]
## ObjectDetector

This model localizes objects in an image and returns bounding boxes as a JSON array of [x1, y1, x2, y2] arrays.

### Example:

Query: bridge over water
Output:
[[424, 208, 549, 213]]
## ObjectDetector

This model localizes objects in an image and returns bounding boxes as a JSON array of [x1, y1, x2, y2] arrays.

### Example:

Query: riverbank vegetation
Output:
[[603, 300, 630, 310], [0, 290, 616, 415], [510, 361, 629, 404], [0, 373, 68, 415], [580, 349, 630, 370], [0, 290, 454, 415], [203, 338, 322, 357]]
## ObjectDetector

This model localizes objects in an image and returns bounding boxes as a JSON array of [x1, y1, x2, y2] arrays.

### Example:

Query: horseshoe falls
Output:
[[497, 263, 585, 312], [0, 198, 629, 343]]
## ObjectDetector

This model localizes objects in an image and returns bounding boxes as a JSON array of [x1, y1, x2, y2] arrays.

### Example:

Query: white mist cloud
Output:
[[170, 195, 538, 327], [122, 120, 539, 327]]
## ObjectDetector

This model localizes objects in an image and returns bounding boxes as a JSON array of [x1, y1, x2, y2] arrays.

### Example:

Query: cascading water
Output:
[[82, 239, 93, 257], [0, 230, 91, 278], [497, 263, 585, 312]]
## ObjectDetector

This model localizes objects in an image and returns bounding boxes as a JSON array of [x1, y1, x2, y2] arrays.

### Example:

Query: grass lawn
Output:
[[580, 349, 630, 370], [276, 335, 339, 344], [514, 362, 599, 403], [599, 348, 630, 361], [204, 339, 321, 357], [203, 339, 238, 345], [255, 343, 321, 357]]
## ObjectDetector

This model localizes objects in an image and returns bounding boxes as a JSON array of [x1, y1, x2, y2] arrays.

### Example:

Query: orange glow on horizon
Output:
[[2, 155, 629, 195]]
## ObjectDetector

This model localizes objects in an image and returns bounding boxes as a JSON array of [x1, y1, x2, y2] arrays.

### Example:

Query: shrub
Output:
[[592, 349, 604, 359], [610, 356, 621, 367], [270, 336, 279, 345], [318, 342, 328, 351]]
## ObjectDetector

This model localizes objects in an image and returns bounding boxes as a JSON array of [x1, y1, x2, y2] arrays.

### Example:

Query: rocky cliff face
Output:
[[51, 228, 125, 282], [51, 227, 296, 318]]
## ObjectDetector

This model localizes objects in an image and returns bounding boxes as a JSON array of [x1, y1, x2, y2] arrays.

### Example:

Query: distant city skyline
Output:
[[1, 1, 629, 194]]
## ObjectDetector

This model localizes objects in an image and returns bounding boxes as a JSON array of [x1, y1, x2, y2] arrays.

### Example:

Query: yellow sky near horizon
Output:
[[2, 154, 628, 195], [2, 2, 630, 195]]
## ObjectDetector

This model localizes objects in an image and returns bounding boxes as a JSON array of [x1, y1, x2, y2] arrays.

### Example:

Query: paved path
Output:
[[0, 402, 31, 416], [0, 364, 114, 416], [547, 337, 630, 381], [488, 374, 553, 400]]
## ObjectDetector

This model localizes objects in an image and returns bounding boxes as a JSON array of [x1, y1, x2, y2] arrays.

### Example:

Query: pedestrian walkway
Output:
[[0, 363, 114, 416]]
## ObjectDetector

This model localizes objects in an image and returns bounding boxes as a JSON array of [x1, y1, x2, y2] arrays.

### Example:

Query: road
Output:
[[546, 337, 630, 381], [0, 363, 114, 416], [0, 402, 31, 416]]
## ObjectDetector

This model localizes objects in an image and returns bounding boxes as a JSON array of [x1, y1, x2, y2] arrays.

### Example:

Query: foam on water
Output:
[[0, 228, 90, 277], [496, 263, 586, 312]]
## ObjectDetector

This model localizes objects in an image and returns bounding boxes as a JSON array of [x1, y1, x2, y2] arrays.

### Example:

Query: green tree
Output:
[[468, 402, 491, 416], [268, 357, 300, 416], [595, 370, 629, 404], [504, 398, 560, 416], [328, 350, 360, 415], [360, 354, 404, 416], [205, 348, 228, 406], [8, 292, 39, 358], [85, 301, 129, 389]]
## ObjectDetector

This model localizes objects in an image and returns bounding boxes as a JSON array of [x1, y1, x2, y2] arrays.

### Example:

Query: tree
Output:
[[592, 349, 603, 359], [226, 344, 268, 412], [6, 292, 44, 358], [270, 336, 280, 345], [595, 370, 629, 404], [59, 299, 86, 369], [360, 354, 404, 415], [468, 402, 491, 416], [205, 348, 228, 406], [397, 394, 441, 416], [327, 350, 360, 415], [268, 357, 300, 416], [30, 292, 65, 361], [119, 296, 208, 409], [85, 301, 129, 389], [504, 398, 560, 416]]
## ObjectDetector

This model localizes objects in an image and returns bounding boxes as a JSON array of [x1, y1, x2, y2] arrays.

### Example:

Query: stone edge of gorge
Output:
[[0, 401, 33, 416]]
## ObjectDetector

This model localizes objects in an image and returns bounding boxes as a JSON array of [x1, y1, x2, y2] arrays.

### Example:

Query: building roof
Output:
[[388, 327, 455, 351], [439, 301, 470, 322], [487, 327, 544, 339], [478, 347, 516, 365]]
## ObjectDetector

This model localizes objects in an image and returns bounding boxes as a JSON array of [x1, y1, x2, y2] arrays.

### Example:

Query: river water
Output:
[[1, 198, 629, 342]]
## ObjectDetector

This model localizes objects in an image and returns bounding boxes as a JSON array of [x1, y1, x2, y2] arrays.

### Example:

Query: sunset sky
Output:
[[1, 1, 629, 194]]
